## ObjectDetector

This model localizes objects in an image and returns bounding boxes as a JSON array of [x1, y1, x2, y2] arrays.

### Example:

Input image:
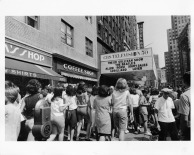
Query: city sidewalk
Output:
[[63, 127, 153, 141]]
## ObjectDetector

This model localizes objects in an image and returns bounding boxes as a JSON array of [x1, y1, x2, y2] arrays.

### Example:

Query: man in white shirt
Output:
[[154, 88, 179, 141]]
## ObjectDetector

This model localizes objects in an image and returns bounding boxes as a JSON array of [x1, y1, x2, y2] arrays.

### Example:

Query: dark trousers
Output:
[[158, 121, 179, 141], [180, 114, 190, 140], [133, 107, 140, 131]]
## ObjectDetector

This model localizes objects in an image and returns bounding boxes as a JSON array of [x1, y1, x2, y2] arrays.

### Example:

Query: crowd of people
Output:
[[5, 71, 190, 141]]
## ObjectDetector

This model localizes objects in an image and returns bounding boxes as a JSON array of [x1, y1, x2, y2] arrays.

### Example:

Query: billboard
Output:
[[101, 48, 154, 74]]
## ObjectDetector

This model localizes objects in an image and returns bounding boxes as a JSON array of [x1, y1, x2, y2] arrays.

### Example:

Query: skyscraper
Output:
[[165, 15, 190, 87]]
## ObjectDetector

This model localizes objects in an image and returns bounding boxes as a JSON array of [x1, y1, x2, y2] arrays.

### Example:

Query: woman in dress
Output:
[[93, 85, 112, 141]]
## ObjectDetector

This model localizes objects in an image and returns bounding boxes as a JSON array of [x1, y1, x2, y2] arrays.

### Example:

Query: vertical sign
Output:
[[137, 22, 144, 49]]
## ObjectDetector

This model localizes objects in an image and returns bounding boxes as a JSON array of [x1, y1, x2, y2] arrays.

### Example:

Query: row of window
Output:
[[26, 16, 94, 57]]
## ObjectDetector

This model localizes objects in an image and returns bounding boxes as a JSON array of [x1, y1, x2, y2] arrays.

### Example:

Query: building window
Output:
[[109, 16, 112, 28], [109, 34, 112, 45], [105, 29, 108, 44], [98, 23, 101, 36], [61, 20, 73, 46], [85, 16, 92, 24], [85, 37, 93, 57], [26, 16, 39, 29]]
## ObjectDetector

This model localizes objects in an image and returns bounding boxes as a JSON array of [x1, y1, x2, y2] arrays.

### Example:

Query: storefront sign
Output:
[[5, 68, 37, 78], [5, 43, 52, 66], [57, 62, 97, 78], [101, 56, 153, 74], [137, 22, 144, 49], [101, 48, 152, 62], [63, 64, 94, 76]]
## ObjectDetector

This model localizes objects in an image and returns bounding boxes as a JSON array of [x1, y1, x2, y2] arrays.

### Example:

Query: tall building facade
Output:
[[5, 16, 98, 96], [178, 23, 190, 76], [96, 16, 138, 85], [164, 51, 172, 86], [165, 15, 190, 88]]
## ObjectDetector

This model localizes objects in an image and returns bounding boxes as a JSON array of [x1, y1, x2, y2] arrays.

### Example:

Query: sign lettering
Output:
[[63, 64, 94, 76], [5, 68, 37, 77], [101, 48, 152, 62], [101, 57, 153, 74], [5, 43, 52, 66]]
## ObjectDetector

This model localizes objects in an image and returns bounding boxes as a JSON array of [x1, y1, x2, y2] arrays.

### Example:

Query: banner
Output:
[[137, 22, 144, 49]]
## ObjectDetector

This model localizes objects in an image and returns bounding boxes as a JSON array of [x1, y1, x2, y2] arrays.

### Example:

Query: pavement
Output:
[[63, 126, 155, 141]]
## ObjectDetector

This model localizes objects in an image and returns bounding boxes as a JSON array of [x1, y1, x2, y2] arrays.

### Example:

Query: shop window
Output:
[[85, 16, 92, 24], [26, 16, 39, 29], [85, 37, 93, 57], [61, 20, 73, 47]]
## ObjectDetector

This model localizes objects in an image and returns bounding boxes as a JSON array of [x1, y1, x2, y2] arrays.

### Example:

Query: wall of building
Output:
[[5, 16, 98, 69]]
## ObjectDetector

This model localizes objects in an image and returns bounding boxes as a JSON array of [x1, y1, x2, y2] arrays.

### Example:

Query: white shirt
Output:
[[45, 93, 54, 104], [50, 98, 64, 117], [112, 90, 131, 110], [131, 94, 140, 107], [154, 96, 175, 122], [63, 95, 77, 110]]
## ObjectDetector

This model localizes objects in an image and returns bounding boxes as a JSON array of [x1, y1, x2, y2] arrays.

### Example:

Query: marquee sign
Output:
[[101, 48, 154, 74]]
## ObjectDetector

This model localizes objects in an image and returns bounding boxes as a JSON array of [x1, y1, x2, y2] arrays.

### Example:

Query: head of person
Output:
[[41, 88, 48, 98], [66, 85, 76, 97], [5, 81, 19, 104], [161, 88, 172, 100], [109, 86, 114, 94], [169, 91, 177, 101], [130, 88, 137, 95], [135, 84, 139, 89], [98, 85, 110, 97], [142, 89, 148, 96], [26, 79, 41, 95], [115, 78, 128, 91], [183, 71, 190, 87], [91, 85, 98, 96], [76, 83, 87, 94], [45, 85, 53, 94], [87, 87, 92, 96], [151, 88, 159, 96], [51, 87, 63, 101]]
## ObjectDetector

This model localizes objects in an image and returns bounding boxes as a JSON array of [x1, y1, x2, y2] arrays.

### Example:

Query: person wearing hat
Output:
[[154, 88, 179, 141]]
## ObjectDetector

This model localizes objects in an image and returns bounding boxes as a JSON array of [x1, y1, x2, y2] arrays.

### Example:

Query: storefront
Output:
[[5, 39, 66, 97], [52, 54, 98, 87]]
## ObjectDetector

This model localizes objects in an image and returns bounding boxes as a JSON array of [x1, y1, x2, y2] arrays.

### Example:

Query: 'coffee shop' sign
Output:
[[5, 43, 52, 67]]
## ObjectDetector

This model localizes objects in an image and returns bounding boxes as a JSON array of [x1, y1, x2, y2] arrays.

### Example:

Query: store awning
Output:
[[61, 71, 97, 82], [5, 58, 66, 82]]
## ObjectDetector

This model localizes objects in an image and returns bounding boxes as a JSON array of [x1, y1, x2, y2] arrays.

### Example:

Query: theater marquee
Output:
[[101, 48, 154, 74]]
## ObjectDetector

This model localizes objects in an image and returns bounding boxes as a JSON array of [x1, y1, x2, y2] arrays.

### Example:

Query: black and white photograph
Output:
[[1, 0, 193, 155]]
